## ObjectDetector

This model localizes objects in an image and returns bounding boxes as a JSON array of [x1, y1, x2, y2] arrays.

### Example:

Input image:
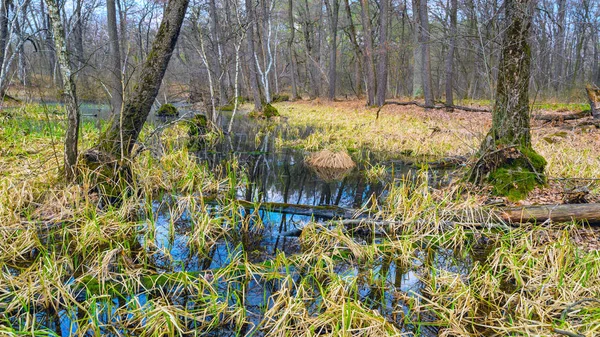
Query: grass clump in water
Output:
[[156, 103, 178, 117]]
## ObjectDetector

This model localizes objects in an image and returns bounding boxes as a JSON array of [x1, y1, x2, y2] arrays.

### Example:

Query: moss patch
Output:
[[488, 146, 547, 201], [156, 103, 178, 117], [272, 94, 290, 103], [263, 104, 279, 118]]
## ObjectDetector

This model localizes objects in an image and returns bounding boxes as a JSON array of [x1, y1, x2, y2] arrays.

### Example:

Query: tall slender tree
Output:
[[375, 0, 390, 107], [45, 0, 80, 181], [360, 0, 375, 105], [287, 0, 298, 99], [444, 0, 457, 111], [245, 0, 263, 111], [324, 0, 340, 100], [107, 0, 123, 114]]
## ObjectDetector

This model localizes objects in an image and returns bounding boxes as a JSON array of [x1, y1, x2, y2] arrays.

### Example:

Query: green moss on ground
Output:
[[488, 146, 547, 201], [263, 104, 279, 118], [272, 94, 290, 103], [156, 103, 178, 117]]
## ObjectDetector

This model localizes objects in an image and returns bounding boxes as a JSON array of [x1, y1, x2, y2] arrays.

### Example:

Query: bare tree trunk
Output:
[[301, 0, 319, 99], [107, 0, 123, 115], [45, 0, 80, 181], [417, 0, 433, 107], [245, 0, 263, 111], [324, 0, 340, 101], [93, 0, 190, 159], [209, 0, 228, 104], [359, 0, 375, 106], [471, 0, 544, 200], [375, 0, 389, 107], [287, 0, 298, 99], [343, 0, 363, 97], [0, 1, 9, 90], [444, 0, 457, 111]]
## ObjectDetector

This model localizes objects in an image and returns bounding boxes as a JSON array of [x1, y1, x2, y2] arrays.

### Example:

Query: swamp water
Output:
[[4, 109, 488, 336]]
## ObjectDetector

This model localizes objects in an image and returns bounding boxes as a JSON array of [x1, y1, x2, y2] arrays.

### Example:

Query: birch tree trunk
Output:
[[45, 0, 80, 181], [92, 0, 190, 159]]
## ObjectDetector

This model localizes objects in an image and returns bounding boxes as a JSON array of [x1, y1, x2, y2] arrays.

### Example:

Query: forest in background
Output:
[[0, 0, 599, 108]]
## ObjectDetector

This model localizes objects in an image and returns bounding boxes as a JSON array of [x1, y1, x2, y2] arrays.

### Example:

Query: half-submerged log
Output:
[[500, 203, 600, 224]]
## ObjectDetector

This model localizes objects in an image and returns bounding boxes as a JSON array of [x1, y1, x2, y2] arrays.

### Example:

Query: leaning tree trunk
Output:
[[45, 0, 80, 181], [470, 0, 545, 201], [92, 0, 189, 159]]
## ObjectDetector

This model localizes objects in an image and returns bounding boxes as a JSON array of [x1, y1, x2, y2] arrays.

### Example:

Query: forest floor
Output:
[[0, 101, 599, 336]]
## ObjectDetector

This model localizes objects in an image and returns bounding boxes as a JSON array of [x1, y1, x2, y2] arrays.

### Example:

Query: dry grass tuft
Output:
[[305, 149, 355, 169]]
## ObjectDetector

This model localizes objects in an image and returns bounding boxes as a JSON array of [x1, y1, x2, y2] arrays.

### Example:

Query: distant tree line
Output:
[[1, 0, 599, 110]]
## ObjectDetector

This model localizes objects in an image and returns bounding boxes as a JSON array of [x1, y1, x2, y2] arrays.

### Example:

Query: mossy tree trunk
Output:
[[471, 0, 545, 201], [93, 0, 190, 159], [45, 0, 80, 181]]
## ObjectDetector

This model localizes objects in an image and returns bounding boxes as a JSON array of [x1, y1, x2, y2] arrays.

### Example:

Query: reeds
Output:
[[1, 103, 599, 336]]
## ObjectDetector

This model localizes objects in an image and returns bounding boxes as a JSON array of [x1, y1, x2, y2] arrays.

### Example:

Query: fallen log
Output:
[[500, 203, 600, 224], [533, 109, 591, 122], [381, 100, 490, 113], [207, 198, 356, 219]]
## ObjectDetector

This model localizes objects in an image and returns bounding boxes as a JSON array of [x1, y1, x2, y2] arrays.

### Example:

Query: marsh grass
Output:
[[0, 103, 599, 336]]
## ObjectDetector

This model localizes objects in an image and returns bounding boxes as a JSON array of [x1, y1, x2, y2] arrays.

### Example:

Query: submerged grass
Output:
[[0, 103, 599, 336]]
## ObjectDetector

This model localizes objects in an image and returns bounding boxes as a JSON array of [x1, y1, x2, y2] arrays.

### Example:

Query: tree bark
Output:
[[416, 0, 433, 107], [94, 0, 190, 159], [324, 0, 340, 101], [375, 0, 389, 107], [287, 0, 298, 99], [107, 0, 123, 115], [209, 0, 228, 105], [343, 0, 363, 98], [45, 0, 80, 181], [444, 0, 457, 111], [245, 0, 263, 111], [359, 0, 375, 106], [0, 0, 9, 93], [471, 0, 544, 199]]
